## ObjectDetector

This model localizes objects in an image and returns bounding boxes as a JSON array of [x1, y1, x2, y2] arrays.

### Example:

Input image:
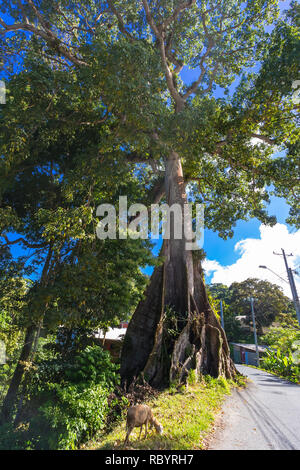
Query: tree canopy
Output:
[[1, 59, 156, 333], [0, 0, 299, 236]]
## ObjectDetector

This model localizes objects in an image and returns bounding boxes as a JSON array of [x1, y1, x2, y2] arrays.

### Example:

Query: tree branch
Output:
[[25, 0, 55, 36], [141, 0, 160, 37], [17, 0, 30, 24], [162, 0, 196, 29], [107, 0, 135, 42], [251, 134, 276, 145], [125, 152, 149, 164], [1, 234, 49, 250], [0, 16, 89, 67], [182, 12, 216, 99], [128, 177, 165, 225], [142, 0, 185, 110]]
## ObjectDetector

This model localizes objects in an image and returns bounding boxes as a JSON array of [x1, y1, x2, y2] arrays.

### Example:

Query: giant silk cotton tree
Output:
[[0, 1, 299, 388]]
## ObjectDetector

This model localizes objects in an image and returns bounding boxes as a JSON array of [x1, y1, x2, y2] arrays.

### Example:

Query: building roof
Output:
[[230, 343, 269, 353], [95, 327, 127, 341]]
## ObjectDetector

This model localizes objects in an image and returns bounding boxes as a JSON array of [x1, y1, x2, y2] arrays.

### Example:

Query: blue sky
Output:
[[204, 193, 292, 268]]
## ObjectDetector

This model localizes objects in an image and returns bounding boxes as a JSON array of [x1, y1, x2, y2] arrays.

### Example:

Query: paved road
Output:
[[209, 365, 300, 450]]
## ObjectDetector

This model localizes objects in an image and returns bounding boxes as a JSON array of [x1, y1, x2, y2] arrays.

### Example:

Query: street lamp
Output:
[[258, 265, 288, 284]]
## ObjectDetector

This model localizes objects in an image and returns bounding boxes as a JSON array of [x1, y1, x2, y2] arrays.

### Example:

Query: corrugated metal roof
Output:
[[95, 327, 127, 341], [230, 343, 269, 353]]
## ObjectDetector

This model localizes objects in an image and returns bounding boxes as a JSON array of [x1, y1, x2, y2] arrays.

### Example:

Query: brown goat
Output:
[[124, 404, 163, 445]]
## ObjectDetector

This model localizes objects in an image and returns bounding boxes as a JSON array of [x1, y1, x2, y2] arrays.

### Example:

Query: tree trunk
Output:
[[120, 152, 236, 388], [13, 323, 43, 426], [1, 247, 53, 424], [0, 325, 36, 424]]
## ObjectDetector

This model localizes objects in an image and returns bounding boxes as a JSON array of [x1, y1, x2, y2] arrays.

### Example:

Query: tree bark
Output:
[[0, 246, 53, 424], [0, 325, 36, 424], [120, 152, 236, 388], [13, 322, 43, 426]]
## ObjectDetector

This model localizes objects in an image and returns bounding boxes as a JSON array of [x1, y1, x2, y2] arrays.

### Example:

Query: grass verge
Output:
[[83, 375, 246, 451], [247, 364, 300, 384]]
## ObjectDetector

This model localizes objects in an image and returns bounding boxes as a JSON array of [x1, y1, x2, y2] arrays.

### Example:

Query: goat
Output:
[[124, 404, 163, 445]]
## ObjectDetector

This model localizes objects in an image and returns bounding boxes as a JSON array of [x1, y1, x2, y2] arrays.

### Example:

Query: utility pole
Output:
[[288, 267, 300, 324], [273, 249, 300, 325], [220, 300, 225, 330], [249, 297, 260, 367]]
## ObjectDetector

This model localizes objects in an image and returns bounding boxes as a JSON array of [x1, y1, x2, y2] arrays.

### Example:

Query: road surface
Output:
[[209, 365, 300, 450]]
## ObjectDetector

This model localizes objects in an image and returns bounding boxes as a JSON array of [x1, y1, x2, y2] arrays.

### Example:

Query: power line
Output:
[[259, 265, 288, 284]]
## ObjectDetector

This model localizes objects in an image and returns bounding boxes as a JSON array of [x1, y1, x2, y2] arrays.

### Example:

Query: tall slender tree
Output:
[[0, 60, 154, 421]]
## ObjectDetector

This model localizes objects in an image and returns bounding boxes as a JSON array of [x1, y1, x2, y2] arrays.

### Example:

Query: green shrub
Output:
[[187, 369, 198, 385], [0, 422, 34, 450], [203, 374, 231, 393], [28, 382, 111, 449], [217, 376, 231, 393], [261, 326, 300, 383], [204, 374, 213, 385], [0, 363, 13, 402], [1, 345, 120, 450], [262, 326, 300, 355], [30, 345, 119, 390], [261, 348, 300, 383], [64, 346, 119, 388]]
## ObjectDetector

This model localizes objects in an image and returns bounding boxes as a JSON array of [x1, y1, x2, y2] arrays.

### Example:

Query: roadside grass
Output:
[[83, 375, 247, 451], [247, 364, 300, 385]]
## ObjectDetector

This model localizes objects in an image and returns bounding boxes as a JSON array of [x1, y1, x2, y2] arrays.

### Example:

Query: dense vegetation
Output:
[[0, 343, 122, 449], [261, 316, 300, 383]]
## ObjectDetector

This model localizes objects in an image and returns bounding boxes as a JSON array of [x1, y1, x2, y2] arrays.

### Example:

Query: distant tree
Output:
[[208, 284, 245, 343], [209, 279, 297, 341], [229, 278, 295, 334], [208, 284, 233, 306]]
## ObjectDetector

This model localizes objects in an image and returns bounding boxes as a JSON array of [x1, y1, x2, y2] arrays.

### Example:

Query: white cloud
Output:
[[203, 224, 300, 299]]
